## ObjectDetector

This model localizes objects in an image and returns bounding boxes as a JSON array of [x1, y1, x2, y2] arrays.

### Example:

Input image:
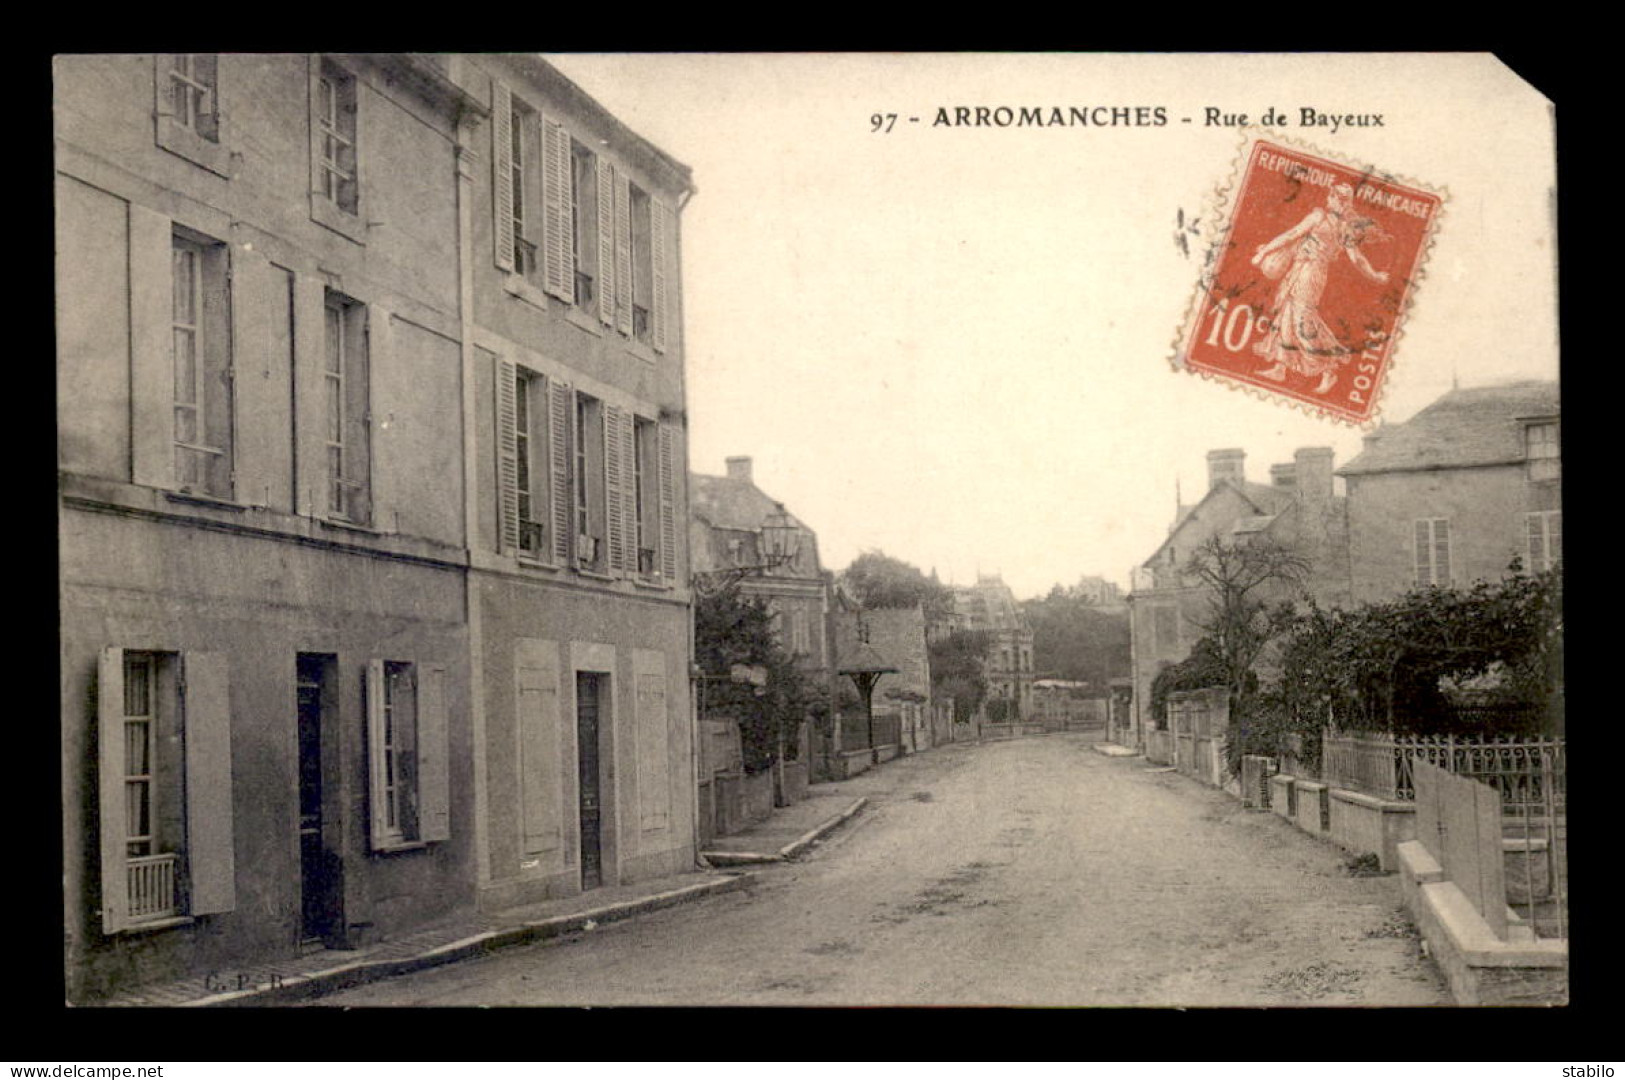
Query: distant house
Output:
[[1338, 381, 1560, 604], [1126, 447, 1352, 754], [952, 575, 1036, 722], [833, 605, 933, 756]]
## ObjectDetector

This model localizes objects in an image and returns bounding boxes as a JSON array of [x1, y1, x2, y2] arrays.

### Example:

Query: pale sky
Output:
[[546, 53, 1559, 600]]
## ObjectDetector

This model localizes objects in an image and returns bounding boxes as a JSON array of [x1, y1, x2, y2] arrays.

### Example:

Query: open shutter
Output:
[[548, 380, 573, 564], [597, 158, 616, 326], [183, 651, 235, 915], [230, 249, 292, 510], [621, 414, 639, 575], [658, 423, 678, 583], [492, 81, 515, 273], [541, 118, 573, 303], [651, 198, 671, 354], [604, 405, 627, 574], [130, 205, 175, 490], [417, 665, 450, 843], [516, 638, 562, 855], [615, 174, 633, 336], [292, 272, 328, 517], [355, 307, 383, 528], [97, 648, 130, 935], [496, 356, 520, 553], [365, 659, 390, 850]]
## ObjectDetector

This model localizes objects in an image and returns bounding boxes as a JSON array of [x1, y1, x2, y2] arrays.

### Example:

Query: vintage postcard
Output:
[[54, 53, 1560, 1014]]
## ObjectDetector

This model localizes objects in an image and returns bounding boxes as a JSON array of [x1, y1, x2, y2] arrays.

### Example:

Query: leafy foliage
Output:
[[927, 629, 993, 721], [694, 584, 829, 774], [1019, 585, 1130, 685], [841, 550, 954, 616]]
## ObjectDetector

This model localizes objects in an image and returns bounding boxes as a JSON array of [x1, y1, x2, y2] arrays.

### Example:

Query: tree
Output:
[[694, 583, 827, 774], [1020, 586, 1130, 685], [1183, 535, 1311, 772], [927, 629, 993, 721], [841, 550, 954, 616]]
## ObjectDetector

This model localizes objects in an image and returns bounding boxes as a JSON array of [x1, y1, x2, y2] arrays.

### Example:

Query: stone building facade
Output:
[[952, 574, 1035, 721]]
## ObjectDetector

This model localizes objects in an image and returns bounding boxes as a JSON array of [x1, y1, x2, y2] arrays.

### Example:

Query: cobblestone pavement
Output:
[[312, 734, 1450, 1007]]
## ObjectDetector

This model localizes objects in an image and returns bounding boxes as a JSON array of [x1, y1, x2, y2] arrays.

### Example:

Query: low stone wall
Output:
[[1269, 773, 1297, 820], [1293, 780, 1330, 836], [1145, 729, 1172, 765], [829, 743, 901, 780], [1328, 788, 1417, 871], [779, 760, 809, 805], [713, 770, 778, 836], [1397, 840, 1566, 1005]]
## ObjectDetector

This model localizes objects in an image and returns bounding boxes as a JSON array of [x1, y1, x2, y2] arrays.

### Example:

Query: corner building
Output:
[[463, 56, 697, 910]]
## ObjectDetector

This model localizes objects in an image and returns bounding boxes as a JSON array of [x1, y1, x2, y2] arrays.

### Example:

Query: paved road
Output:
[[313, 734, 1447, 1007]]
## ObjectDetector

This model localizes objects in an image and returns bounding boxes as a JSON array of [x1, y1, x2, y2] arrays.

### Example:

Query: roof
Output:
[[690, 474, 807, 533], [1338, 381, 1559, 476], [1143, 478, 1295, 569]]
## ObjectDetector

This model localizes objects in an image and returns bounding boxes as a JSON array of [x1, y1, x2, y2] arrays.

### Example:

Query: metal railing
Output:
[[127, 853, 179, 922]]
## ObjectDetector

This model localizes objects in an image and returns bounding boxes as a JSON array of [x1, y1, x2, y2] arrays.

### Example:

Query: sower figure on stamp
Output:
[[1249, 181, 1390, 394]]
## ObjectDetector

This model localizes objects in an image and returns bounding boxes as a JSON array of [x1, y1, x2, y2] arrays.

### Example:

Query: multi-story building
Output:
[[57, 54, 482, 1000], [1338, 381, 1560, 603], [952, 574, 1035, 721], [57, 53, 699, 999], [1126, 446, 1352, 751], [832, 605, 933, 753], [458, 55, 697, 911]]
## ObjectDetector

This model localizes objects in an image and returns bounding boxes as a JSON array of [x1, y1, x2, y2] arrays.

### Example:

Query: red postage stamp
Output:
[[1178, 136, 1443, 424]]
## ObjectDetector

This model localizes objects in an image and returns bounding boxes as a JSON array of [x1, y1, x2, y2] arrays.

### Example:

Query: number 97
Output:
[[871, 113, 897, 133]]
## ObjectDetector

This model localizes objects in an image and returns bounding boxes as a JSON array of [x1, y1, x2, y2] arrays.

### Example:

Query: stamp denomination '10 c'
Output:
[[1179, 137, 1443, 424]]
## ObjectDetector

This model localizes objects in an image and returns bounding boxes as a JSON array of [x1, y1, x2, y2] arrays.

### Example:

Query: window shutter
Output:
[[597, 158, 616, 326], [1414, 520, 1429, 585], [417, 664, 450, 843], [229, 250, 291, 510], [351, 308, 379, 527], [365, 659, 390, 851], [97, 647, 130, 935], [621, 413, 638, 574], [130, 205, 175, 490], [292, 273, 328, 517], [516, 638, 562, 855], [492, 81, 515, 273], [615, 174, 633, 336], [548, 380, 573, 564], [496, 357, 520, 553], [1434, 520, 1451, 585], [634, 650, 670, 831], [541, 118, 573, 303], [658, 423, 678, 582], [183, 651, 236, 915], [651, 198, 671, 354], [604, 405, 627, 574]]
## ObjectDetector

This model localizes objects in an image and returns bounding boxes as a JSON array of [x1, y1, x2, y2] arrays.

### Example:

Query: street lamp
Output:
[[691, 504, 802, 596], [839, 642, 898, 766]]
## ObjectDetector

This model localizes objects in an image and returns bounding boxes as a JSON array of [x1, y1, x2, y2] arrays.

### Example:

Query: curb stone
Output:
[[701, 797, 870, 866], [192, 871, 757, 1007]]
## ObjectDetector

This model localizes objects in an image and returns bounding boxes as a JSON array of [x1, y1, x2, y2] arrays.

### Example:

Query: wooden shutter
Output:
[[97, 648, 130, 935], [615, 175, 633, 336], [634, 649, 670, 831], [365, 659, 390, 850], [183, 651, 236, 915], [658, 423, 678, 582], [548, 380, 573, 564], [496, 356, 520, 553], [292, 272, 328, 517], [1434, 520, 1451, 585], [604, 405, 627, 573], [492, 81, 515, 273], [417, 664, 450, 844], [621, 414, 639, 575], [541, 118, 573, 303], [651, 198, 671, 353], [230, 251, 293, 510], [355, 306, 384, 528], [130, 205, 174, 490], [516, 638, 562, 855], [597, 158, 616, 326]]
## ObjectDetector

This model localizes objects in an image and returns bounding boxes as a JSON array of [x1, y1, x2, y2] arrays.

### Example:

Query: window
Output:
[[171, 233, 233, 498], [791, 609, 810, 656], [323, 293, 371, 524], [570, 139, 599, 310], [634, 417, 658, 575], [365, 660, 450, 850], [510, 102, 536, 276], [315, 62, 358, 213], [575, 393, 605, 570], [166, 55, 218, 141], [514, 370, 546, 555], [1526, 511, 1562, 573], [155, 55, 230, 175], [1415, 518, 1451, 586], [1525, 421, 1560, 482], [97, 648, 236, 934], [628, 182, 654, 344]]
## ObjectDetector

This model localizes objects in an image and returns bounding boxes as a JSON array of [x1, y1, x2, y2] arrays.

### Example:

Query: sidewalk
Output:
[[96, 867, 756, 1008], [700, 782, 870, 865]]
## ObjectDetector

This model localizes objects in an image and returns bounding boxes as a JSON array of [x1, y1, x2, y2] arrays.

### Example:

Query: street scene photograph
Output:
[[55, 53, 1563, 1009]]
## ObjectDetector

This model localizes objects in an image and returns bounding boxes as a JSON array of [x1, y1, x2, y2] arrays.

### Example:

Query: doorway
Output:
[[296, 654, 341, 946], [576, 672, 604, 891]]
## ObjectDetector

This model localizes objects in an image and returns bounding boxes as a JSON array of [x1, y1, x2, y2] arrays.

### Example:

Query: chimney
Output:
[[1294, 447, 1335, 506], [1206, 448, 1246, 491], [1269, 463, 1298, 490], [725, 456, 753, 483]]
